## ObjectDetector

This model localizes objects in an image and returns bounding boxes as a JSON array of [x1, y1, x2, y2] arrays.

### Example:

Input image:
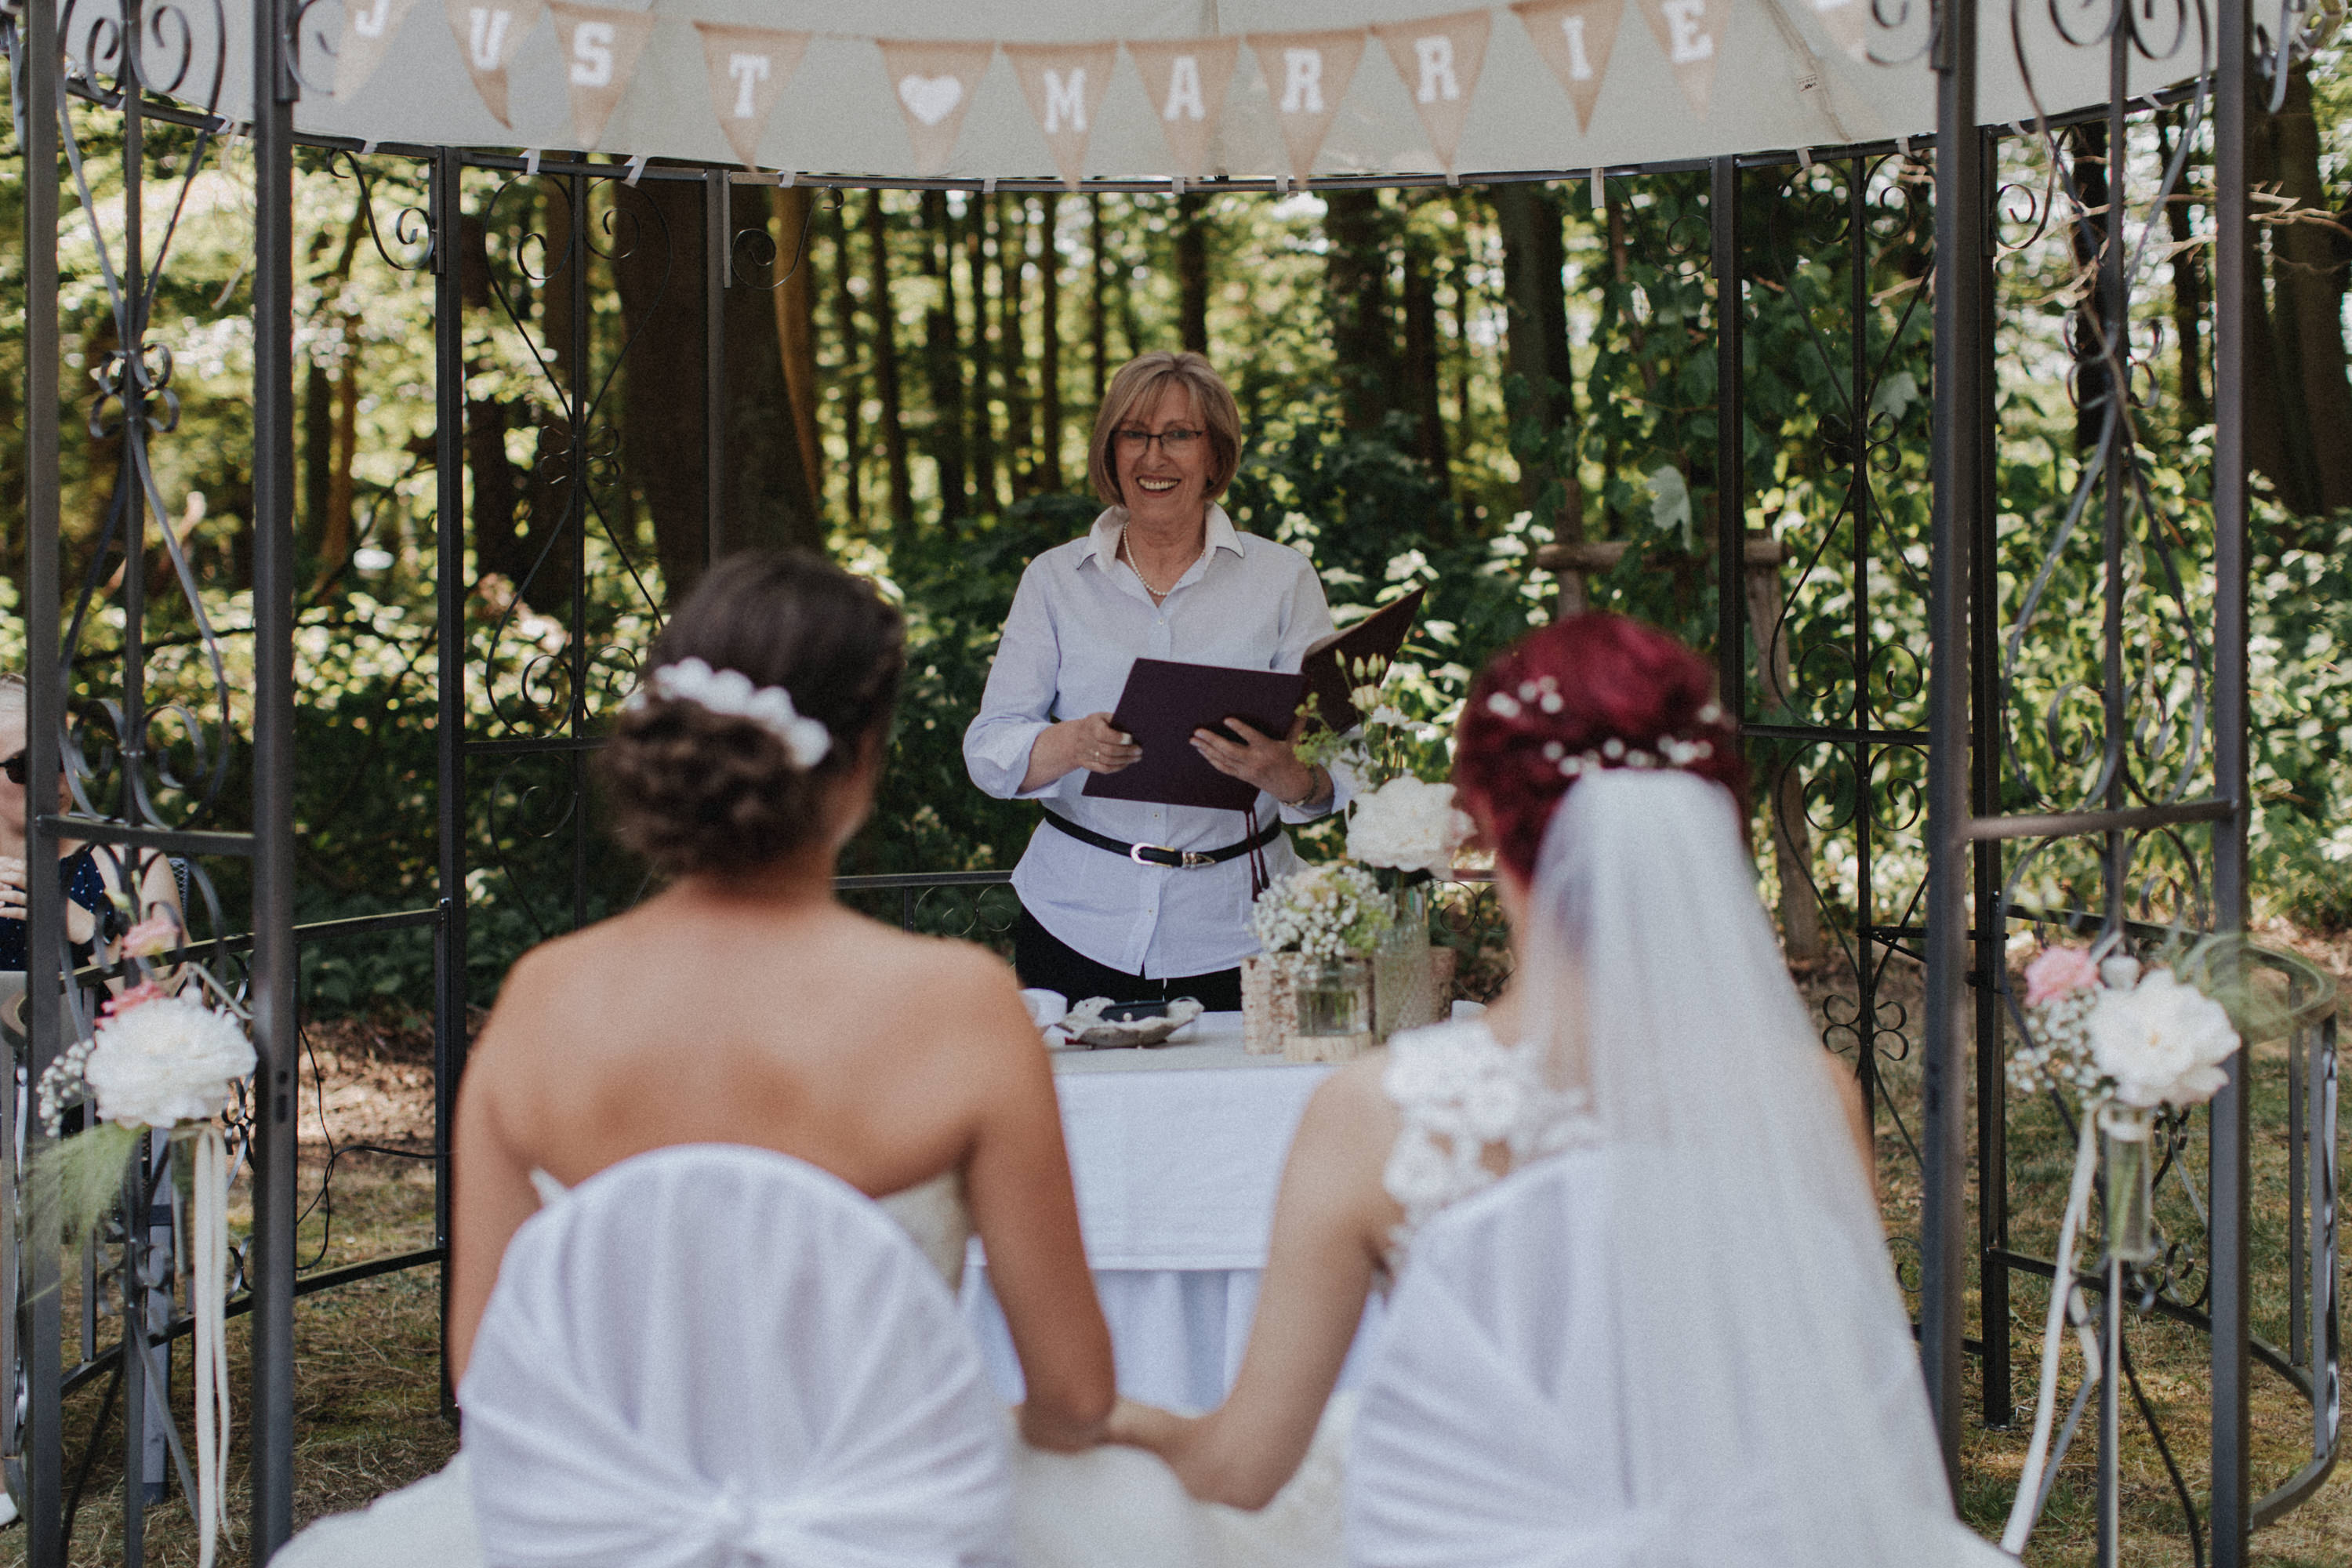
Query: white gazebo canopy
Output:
[[171, 0, 2196, 182]]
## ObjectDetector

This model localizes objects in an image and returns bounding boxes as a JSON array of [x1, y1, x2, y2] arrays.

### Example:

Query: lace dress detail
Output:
[[1380, 1018, 1596, 1268]]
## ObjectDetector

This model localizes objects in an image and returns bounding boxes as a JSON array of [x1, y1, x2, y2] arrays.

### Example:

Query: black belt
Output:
[[1042, 808, 1281, 869]]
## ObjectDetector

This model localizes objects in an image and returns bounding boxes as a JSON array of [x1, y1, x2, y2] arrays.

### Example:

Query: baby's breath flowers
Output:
[[1250, 863, 1395, 960]]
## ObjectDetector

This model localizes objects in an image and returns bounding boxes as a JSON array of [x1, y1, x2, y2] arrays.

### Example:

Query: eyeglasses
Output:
[[1112, 426, 1205, 456]]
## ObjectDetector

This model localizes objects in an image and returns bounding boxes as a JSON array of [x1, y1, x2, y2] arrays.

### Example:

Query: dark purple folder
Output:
[[1081, 658, 1309, 811]]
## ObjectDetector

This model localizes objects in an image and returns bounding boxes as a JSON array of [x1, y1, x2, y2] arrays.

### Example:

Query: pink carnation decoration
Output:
[[102, 979, 169, 1019], [121, 912, 180, 957], [2024, 945, 2102, 1007]]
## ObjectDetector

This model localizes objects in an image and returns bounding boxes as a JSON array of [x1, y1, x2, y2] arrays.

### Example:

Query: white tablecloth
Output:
[[958, 1012, 1383, 1411]]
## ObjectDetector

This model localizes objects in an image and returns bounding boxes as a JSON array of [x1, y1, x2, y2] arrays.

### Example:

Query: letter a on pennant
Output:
[[335, 0, 423, 99], [1124, 37, 1240, 181], [1371, 10, 1491, 175], [1513, 0, 1623, 133], [1004, 42, 1116, 189], [441, 0, 544, 127], [875, 39, 995, 177], [1637, 0, 1726, 119], [693, 22, 809, 169], [546, 2, 655, 149], [1243, 29, 1367, 187]]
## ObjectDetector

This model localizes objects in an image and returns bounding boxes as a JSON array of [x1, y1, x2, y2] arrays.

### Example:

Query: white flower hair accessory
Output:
[[631, 657, 832, 769]]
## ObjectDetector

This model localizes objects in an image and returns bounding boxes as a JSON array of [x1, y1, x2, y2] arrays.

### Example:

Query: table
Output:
[[957, 1012, 1385, 1413]]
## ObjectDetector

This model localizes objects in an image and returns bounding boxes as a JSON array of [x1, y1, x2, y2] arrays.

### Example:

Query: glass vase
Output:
[[1294, 959, 1370, 1037], [1373, 882, 1436, 1040], [2098, 1102, 2159, 1265]]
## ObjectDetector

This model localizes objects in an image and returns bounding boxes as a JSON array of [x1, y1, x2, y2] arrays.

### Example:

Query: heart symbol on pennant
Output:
[[898, 74, 964, 125]]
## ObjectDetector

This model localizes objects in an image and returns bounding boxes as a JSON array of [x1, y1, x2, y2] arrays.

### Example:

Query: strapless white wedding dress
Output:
[[271, 1019, 1531, 1568]]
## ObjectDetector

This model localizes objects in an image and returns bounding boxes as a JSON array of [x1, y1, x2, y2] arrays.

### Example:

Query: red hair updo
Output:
[[1454, 612, 1748, 880]]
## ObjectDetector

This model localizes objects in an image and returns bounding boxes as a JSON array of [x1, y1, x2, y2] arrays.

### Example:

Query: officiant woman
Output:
[[964, 351, 1346, 1012]]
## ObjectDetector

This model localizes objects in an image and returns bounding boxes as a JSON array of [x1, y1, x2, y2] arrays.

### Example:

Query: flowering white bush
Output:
[[1250, 863, 1394, 960], [83, 994, 256, 1129], [1347, 776, 1473, 878]]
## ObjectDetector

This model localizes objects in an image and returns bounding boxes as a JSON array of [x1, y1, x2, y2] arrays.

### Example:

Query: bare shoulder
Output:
[[855, 921, 1030, 1033], [1294, 1053, 1403, 1170]]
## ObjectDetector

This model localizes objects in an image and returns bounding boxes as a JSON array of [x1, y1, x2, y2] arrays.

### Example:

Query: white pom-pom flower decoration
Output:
[[1346, 775, 1474, 878], [85, 995, 256, 1131], [2084, 968, 2240, 1110]]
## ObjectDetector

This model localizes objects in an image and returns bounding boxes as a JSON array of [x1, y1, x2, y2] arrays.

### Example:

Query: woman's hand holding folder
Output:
[[1021, 712, 1144, 793]]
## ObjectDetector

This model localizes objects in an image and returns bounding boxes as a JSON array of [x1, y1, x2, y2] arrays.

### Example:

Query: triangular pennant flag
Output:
[[1807, 0, 1873, 60], [1372, 10, 1492, 174], [335, 0, 425, 99], [1635, 0, 1726, 120], [1514, 0, 1622, 133], [1125, 37, 1241, 181], [441, 0, 545, 128], [694, 22, 809, 169], [876, 39, 994, 177], [546, 2, 655, 150], [1003, 42, 1116, 190], [1244, 29, 1368, 186]]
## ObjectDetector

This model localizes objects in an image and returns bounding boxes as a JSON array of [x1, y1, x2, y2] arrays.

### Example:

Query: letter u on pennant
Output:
[[441, 0, 543, 127]]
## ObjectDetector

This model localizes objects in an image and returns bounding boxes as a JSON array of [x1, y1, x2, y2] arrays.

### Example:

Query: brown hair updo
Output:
[[601, 551, 905, 878], [1453, 612, 1748, 881]]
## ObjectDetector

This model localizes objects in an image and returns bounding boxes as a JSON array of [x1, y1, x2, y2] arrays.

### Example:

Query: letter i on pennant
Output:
[[1243, 29, 1368, 187], [692, 22, 810, 169], [441, 0, 546, 127], [1004, 42, 1117, 190], [1637, 0, 1726, 119], [1371, 9, 1492, 175], [1123, 36, 1240, 182], [546, 2, 655, 149], [1512, 0, 1623, 134], [335, 0, 424, 99]]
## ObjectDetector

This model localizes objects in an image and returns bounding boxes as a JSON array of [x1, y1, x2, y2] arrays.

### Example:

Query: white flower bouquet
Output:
[[1347, 775, 1474, 880], [1249, 862, 1395, 960]]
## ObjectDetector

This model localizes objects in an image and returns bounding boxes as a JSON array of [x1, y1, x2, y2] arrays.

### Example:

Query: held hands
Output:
[[1191, 717, 1324, 808]]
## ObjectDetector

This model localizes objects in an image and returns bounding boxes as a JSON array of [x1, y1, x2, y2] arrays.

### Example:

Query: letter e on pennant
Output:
[[1638, 0, 1725, 118]]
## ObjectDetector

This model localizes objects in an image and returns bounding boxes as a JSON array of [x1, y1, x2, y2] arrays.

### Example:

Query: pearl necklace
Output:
[[1119, 524, 1196, 601]]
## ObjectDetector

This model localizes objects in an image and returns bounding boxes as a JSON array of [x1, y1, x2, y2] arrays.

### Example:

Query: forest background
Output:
[[2, 53, 2350, 1017]]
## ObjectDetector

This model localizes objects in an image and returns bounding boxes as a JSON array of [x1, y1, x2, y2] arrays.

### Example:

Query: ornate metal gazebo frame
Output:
[[3, 0, 2339, 1562]]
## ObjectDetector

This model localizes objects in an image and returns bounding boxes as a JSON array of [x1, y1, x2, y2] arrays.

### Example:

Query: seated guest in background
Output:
[[0, 672, 180, 984], [1109, 615, 1994, 1567], [274, 550, 1117, 1566], [964, 350, 1345, 1013]]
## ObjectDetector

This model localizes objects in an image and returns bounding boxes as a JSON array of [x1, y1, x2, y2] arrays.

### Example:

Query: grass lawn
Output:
[[13, 930, 2348, 1566]]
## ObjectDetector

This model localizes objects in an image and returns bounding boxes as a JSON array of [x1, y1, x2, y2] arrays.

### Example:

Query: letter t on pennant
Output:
[[692, 22, 810, 170]]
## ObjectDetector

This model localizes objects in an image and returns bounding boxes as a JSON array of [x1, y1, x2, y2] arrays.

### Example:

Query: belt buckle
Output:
[[1181, 850, 1214, 869], [1129, 841, 1178, 867]]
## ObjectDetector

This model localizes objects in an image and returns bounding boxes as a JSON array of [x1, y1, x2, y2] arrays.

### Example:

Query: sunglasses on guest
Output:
[[2, 750, 60, 786]]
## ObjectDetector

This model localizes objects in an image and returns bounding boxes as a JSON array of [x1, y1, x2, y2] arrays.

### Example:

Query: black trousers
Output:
[[1013, 906, 1244, 1012]]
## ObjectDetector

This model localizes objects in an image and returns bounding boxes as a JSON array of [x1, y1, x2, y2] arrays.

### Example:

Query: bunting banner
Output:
[[441, 0, 544, 128], [877, 38, 995, 176], [334, 0, 426, 99], [1372, 9, 1492, 175], [1636, 0, 1728, 119], [694, 22, 809, 169], [1513, 0, 1621, 132], [1123, 36, 1241, 181], [1808, 0, 1875, 61], [547, 2, 655, 150], [1246, 29, 1368, 185], [1003, 41, 1117, 189]]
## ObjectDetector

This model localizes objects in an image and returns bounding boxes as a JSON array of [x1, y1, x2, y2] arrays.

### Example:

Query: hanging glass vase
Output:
[[2097, 1102, 2159, 1265]]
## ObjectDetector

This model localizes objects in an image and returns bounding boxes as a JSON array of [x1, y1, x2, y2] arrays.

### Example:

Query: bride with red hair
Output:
[[1109, 612, 2003, 1566]]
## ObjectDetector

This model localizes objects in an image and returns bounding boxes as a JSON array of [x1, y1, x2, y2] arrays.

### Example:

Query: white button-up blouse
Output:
[[963, 506, 1351, 978]]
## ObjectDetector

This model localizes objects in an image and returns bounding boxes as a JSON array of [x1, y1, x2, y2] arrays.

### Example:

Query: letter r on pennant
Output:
[[728, 51, 770, 118], [1280, 48, 1324, 114], [1414, 35, 1460, 102], [1044, 67, 1087, 132]]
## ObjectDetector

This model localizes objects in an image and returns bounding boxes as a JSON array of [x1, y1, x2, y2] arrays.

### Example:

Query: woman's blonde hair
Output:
[[1087, 351, 1243, 508], [0, 673, 24, 719]]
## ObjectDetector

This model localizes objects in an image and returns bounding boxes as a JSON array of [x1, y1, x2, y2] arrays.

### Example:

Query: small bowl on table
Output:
[[1061, 996, 1204, 1050]]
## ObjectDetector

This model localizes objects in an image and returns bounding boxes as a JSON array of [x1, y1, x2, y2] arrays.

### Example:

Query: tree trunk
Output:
[[1402, 228, 1448, 478], [920, 191, 970, 528], [2064, 124, 2115, 455], [722, 183, 821, 554], [772, 186, 823, 514], [1040, 195, 1068, 492], [303, 358, 335, 559], [1324, 188, 1399, 434], [1089, 194, 1109, 407], [1175, 191, 1211, 354], [1495, 183, 1582, 537], [460, 211, 526, 588], [2243, 81, 2320, 514], [967, 198, 998, 513], [866, 192, 914, 539], [2156, 110, 2210, 433], [613, 178, 710, 596], [1745, 541, 1824, 964], [1000, 194, 1033, 493], [324, 321, 359, 571], [2268, 62, 2352, 514], [826, 194, 866, 526]]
